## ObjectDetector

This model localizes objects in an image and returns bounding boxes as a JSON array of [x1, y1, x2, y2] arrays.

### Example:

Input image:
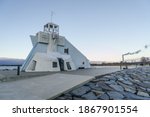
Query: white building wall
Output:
[[21, 43, 48, 71], [61, 37, 90, 69]]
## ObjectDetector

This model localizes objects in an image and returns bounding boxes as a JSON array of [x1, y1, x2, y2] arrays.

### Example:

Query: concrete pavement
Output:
[[0, 73, 94, 99], [0, 67, 120, 100]]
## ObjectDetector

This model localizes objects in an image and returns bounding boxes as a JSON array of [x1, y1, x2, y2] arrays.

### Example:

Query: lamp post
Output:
[[121, 52, 130, 69]]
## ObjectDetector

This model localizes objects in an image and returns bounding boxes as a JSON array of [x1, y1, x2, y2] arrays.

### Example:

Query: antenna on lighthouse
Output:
[[51, 11, 54, 23]]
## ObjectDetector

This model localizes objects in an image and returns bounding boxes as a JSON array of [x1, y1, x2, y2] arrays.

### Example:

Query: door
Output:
[[58, 58, 64, 71]]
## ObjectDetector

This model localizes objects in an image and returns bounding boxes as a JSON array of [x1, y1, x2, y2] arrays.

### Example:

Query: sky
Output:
[[0, 0, 150, 62]]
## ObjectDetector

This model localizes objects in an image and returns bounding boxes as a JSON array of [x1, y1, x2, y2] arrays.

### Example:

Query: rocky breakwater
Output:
[[55, 67, 150, 100]]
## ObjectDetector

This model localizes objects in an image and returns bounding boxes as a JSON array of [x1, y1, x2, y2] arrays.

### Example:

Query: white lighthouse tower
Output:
[[21, 22, 90, 72]]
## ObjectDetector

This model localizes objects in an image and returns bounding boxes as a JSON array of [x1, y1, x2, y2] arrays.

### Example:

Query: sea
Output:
[[0, 66, 17, 71]]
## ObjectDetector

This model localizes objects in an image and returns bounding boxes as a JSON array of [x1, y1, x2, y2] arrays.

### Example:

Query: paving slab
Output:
[[0, 73, 94, 100]]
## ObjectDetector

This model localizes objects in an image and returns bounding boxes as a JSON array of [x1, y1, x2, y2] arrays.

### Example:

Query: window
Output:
[[50, 25, 53, 28], [64, 48, 69, 54], [52, 62, 58, 68], [31, 60, 36, 71], [66, 62, 71, 70]]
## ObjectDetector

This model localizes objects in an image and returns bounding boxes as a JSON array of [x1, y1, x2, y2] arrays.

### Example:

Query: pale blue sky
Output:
[[0, 0, 150, 61]]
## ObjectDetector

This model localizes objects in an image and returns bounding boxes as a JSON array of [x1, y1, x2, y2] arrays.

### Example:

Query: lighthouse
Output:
[[21, 22, 90, 72]]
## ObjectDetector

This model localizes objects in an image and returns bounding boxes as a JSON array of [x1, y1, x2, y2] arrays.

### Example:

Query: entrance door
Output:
[[58, 58, 64, 71]]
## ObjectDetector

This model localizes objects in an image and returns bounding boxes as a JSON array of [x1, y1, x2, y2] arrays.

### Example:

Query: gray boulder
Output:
[[123, 92, 150, 100], [107, 91, 124, 99], [109, 84, 124, 92], [98, 93, 110, 100], [71, 86, 91, 96], [82, 92, 97, 100]]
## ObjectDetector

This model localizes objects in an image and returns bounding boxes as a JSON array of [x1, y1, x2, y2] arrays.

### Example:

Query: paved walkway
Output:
[[0, 67, 120, 100]]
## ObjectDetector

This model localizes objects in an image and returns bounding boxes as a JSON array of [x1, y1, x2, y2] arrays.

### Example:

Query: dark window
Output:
[[31, 60, 36, 71], [52, 62, 58, 68], [50, 25, 53, 28], [64, 48, 69, 54], [66, 62, 71, 70]]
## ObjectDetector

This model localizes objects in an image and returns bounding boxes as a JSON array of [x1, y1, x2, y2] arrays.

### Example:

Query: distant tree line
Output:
[[90, 57, 150, 66]]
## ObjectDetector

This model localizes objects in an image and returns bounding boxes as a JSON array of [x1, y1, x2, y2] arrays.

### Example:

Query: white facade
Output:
[[21, 22, 90, 72]]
